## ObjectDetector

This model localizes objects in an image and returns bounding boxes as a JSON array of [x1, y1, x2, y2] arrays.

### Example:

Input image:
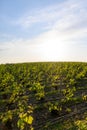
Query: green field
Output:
[[0, 62, 87, 130]]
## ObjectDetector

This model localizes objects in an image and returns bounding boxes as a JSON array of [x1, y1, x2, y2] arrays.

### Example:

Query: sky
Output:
[[0, 0, 87, 63]]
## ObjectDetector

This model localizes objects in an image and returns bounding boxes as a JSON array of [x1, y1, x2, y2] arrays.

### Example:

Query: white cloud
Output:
[[14, 0, 87, 30]]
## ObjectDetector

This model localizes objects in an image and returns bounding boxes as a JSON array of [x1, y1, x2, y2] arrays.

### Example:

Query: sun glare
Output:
[[40, 40, 67, 61]]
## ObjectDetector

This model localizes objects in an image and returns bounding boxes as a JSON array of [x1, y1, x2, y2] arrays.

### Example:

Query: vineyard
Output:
[[0, 62, 87, 130]]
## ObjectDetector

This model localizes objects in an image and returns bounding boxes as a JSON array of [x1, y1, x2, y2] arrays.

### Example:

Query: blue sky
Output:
[[0, 0, 87, 63]]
